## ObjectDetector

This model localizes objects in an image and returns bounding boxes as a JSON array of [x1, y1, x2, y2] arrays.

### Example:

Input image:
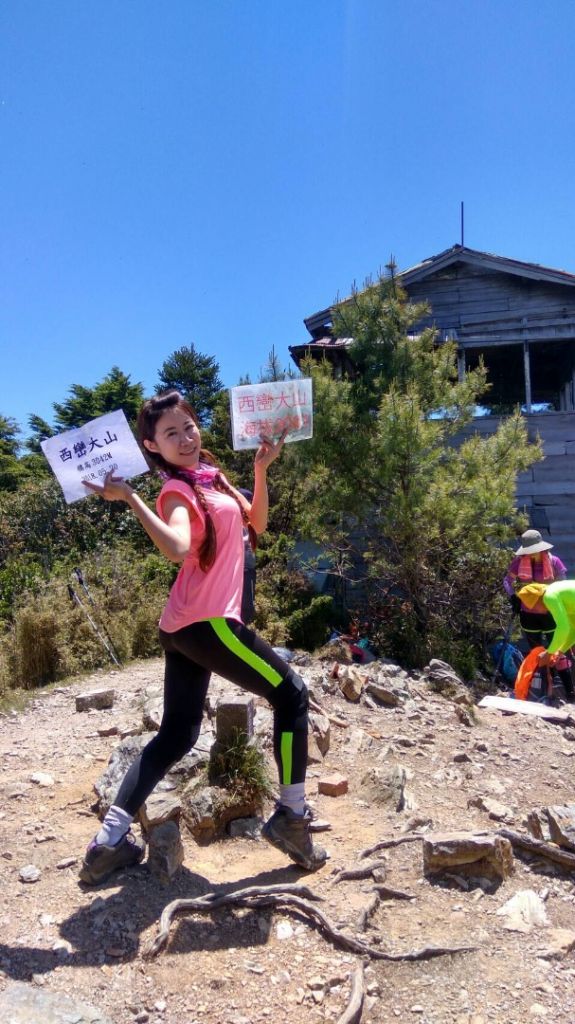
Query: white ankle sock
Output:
[[95, 805, 134, 846], [279, 783, 306, 816]]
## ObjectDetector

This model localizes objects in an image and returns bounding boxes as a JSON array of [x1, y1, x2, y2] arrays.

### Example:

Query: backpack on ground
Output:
[[514, 645, 564, 703], [491, 639, 524, 686], [514, 646, 546, 701]]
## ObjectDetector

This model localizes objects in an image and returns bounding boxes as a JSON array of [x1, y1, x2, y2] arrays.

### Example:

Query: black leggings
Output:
[[115, 618, 309, 816]]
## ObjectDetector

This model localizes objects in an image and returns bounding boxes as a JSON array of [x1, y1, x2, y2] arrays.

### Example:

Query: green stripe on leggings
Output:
[[208, 618, 283, 688], [280, 732, 293, 785]]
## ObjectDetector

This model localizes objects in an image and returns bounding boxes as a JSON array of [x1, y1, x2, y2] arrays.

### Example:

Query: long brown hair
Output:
[[137, 390, 257, 571]]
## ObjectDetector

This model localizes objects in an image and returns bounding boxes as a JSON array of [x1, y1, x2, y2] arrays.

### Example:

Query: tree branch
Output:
[[359, 834, 426, 859], [498, 828, 575, 871]]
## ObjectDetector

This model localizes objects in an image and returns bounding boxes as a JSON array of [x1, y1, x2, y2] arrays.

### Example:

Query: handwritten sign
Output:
[[229, 379, 313, 450], [41, 409, 149, 504]]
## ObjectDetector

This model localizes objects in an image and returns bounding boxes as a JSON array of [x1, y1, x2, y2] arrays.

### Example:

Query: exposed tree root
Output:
[[359, 834, 426, 859], [357, 892, 380, 932], [337, 965, 365, 1024], [331, 859, 387, 885], [372, 884, 415, 901], [146, 882, 476, 962], [498, 828, 575, 871]]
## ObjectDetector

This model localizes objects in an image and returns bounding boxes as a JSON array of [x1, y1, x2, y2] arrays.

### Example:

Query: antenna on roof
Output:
[[460, 201, 465, 246]]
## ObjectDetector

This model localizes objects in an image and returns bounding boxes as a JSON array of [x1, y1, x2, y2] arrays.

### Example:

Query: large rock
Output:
[[544, 804, 575, 852], [75, 688, 115, 712], [181, 778, 262, 842], [423, 831, 514, 890], [345, 728, 375, 755], [307, 731, 325, 765], [338, 665, 365, 702], [94, 733, 155, 813], [360, 764, 416, 812], [0, 983, 113, 1024], [365, 680, 402, 707], [424, 660, 465, 696], [142, 685, 164, 730], [94, 729, 213, 815], [468, 796, 514, 822], [147, 820, 184, 884], [496, 890, 549, 933], [139, 791, 181, 832], [309, 711, 330, 756]]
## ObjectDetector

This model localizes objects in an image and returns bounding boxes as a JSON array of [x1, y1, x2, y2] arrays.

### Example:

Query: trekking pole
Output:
[[73, 567, 94, 605], [490, 610, 517, 687], [67, 584, 122, 668]]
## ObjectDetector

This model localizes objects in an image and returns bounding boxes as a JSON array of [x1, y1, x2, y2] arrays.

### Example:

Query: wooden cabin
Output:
[[290, 245, 575, 569]]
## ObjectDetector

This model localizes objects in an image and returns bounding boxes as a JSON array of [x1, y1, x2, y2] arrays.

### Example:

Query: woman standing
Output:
[[79, 390, 326, 884], [504, 529, 567, 649]]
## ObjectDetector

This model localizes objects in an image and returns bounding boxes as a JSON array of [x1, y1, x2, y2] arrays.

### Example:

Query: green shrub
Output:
[[209, 728, 272, 804], [130, 601, 164, 659], [286, 595, 334, 651], [1, 544, 170, 689], [0, 634, 11, 696], [12, 602, 65, 687], [0, 556, 45, 622], [252, 591, 289, 646]]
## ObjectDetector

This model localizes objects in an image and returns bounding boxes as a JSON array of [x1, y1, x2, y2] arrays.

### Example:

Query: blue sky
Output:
[[2, 0, 575, 437]]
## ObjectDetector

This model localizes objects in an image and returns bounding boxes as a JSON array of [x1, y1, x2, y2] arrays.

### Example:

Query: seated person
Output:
[[504, 530, 566, 649], [516, 581, 575, 702]]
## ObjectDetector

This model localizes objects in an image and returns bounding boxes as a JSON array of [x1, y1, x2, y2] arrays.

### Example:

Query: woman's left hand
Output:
[[254, 430, 288, 471]]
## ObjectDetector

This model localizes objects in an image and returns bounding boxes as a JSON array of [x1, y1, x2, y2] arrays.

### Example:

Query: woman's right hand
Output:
[[84, 470, 133, 503]]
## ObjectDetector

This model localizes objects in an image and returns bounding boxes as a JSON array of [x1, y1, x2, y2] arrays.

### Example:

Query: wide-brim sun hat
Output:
[[514, 529, 553, 556]]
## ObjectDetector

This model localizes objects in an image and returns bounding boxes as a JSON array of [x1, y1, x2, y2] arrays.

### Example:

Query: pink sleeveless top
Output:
[[156, 478, 244, 631]]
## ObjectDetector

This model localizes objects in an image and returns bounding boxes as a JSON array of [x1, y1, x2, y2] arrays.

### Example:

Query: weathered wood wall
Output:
[[456, 412, 575, 572], [407, 269, 575, 344]]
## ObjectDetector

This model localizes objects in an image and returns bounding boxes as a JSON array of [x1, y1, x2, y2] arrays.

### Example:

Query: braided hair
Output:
[[137, 390, 257, 572]]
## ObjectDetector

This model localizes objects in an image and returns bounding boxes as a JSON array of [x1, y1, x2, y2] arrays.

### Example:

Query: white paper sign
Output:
[[41, 409, 149, 504], [229, 378, 313, 451]]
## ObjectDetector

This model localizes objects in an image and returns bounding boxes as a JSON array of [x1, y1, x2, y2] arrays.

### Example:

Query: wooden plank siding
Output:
[[407, 273, 575, 340], [455, 412, 575, 571]]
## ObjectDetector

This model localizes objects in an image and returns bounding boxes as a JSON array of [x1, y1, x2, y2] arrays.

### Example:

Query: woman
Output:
[[504, 529, 567, 649], [79, 390, 326, 884]]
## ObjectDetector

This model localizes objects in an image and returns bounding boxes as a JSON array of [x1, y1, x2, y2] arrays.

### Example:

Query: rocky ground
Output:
[[1, 652, 575, 1024]]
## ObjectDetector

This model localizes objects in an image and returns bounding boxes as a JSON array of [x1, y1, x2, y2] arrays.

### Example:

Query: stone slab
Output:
[[0, 983, 113, 1024]]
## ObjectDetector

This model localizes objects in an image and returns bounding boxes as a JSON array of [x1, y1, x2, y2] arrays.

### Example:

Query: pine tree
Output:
[[258, 346, 296, 383], [52, 367, 144, 430], [156, 345, 223, 426], [291, 274, 541, 675], [0, 415, 26, 491]]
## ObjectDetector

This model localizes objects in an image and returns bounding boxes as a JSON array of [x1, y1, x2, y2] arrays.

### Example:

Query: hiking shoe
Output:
[[262, 805, 327, 870], [78, 832, 145, 885]]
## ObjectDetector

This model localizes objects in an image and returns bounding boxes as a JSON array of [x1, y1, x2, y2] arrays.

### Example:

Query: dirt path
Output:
[[1, 657, 575, 1024]]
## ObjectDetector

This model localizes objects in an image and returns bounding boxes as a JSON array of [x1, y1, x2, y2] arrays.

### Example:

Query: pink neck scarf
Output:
[[178, 464, 219, 487]]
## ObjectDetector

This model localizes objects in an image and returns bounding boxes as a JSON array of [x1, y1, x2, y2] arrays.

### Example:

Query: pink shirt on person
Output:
[[156, 478, 244, 632]]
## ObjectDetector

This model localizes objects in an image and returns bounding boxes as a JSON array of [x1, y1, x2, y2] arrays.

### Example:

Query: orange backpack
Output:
[[514, 646, 547, 701]]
